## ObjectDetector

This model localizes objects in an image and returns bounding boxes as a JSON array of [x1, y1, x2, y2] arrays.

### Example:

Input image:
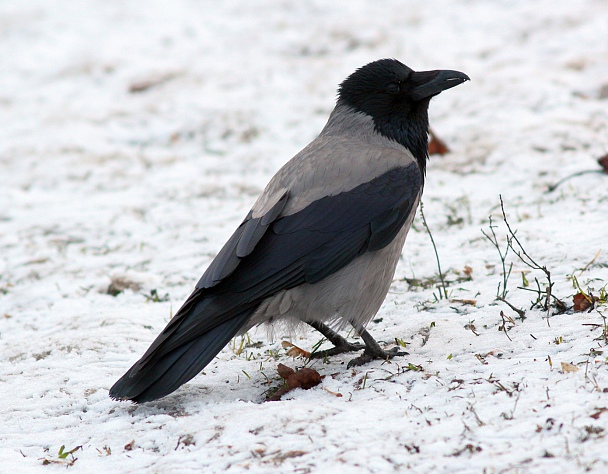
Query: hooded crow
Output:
[[110, 59, 469, 403]]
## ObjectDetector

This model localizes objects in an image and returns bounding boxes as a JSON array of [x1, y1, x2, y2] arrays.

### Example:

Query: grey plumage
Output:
[[110, 59, 469, 403]]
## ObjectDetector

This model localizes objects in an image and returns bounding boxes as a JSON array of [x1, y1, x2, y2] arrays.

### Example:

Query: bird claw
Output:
[[308, 342, 365, 359], [306, 321, 408, 366], [346, 346, 408, 368]]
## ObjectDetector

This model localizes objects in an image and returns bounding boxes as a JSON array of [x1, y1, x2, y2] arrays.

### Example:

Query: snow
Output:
[[1, 0, 608, 472]]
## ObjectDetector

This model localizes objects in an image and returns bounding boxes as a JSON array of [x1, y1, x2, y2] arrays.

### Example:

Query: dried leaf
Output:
[[323, 387, 343, 397], [276, 363, 295, 379], [452, 444, 482, 457], [281, 341, 311, 358], [175, 434, 195, 450], [483, 349, 505, 358], [590, 407, 608, 420], [272, 450, 307, 463], [428, 129, 450, 155], [561, 362, 580, 373], [573, 293, 593, 312], [268, 364, 323, 401], [451, 298, 477, 306], [598, 154, 608, 173], [96, 446, 111, 456], [285, 367, 323, 390], [128, 72, 180, 93], [107, 276, 141, 296]]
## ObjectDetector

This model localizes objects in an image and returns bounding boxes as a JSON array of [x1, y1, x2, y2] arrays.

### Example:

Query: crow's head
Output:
[[338, 59, 469, 169]]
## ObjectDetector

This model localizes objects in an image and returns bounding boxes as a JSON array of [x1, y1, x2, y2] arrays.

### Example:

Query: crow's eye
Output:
[[387, 83, 400, 94]]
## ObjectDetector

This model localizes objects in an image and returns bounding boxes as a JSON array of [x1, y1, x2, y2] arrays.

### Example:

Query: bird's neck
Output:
[[372, 108, 429, 177], [326, 104, 429, 177]]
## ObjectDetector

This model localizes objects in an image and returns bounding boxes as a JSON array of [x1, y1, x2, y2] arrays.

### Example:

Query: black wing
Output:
[[197, 190, 290, 288], [216, 164, 421, 293], [141, 163, 421, 354]]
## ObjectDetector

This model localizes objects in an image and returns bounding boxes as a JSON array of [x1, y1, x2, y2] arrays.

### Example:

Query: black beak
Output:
[[410, 69, 470, 101]]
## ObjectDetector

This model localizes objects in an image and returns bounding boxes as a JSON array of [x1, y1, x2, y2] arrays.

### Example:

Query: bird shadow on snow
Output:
[[108, 374, 272, 413]]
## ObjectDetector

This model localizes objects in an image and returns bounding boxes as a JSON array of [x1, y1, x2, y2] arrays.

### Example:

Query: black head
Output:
[[338, 59, 469, 171]]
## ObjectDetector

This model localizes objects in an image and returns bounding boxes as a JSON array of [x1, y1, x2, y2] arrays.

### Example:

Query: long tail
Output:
[[109, 296, 254, 403]]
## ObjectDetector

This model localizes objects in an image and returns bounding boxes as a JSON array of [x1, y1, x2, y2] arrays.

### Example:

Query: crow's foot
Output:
[[346, 328, 407, 368], [306, 322, 407, 364], [307, 321, 365, 359]]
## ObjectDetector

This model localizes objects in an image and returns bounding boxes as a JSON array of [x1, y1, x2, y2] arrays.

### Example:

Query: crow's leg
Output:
[[346, 328, 408, 368], [307, 321, 365, 358]]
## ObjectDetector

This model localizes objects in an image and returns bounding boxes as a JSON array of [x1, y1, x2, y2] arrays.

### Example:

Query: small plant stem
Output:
[[578, 249, 602, 276], [420, 202, 448, 300], [499, 195, 554, 325], [481, 215, 512, 299], [497, 297, 526, 319], [545, 169, 602, 193]]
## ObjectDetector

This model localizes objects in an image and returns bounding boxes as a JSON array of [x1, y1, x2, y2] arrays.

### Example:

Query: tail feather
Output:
[[109, 308, 252, 403]]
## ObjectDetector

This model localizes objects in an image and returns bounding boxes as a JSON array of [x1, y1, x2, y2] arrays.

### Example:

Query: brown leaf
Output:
[[286, 367, 323, 390], [268, 364, 323, 401], [561, 362, 580, 373], [450, 298, 477, 306], [107, 276, 141, 297], [598, 154, 608, 173], [128, 72, 180, 93], [281, 341, 311, 358], [276, 363, 295, 379], [573, 293, 593, 312], [271, 450, 307, 464], [428, 129, 450, 156], [590, 407, 608, 420]]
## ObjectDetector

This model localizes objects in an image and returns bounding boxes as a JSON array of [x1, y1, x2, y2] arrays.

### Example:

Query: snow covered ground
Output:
[[1, 0, 608, 472]]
